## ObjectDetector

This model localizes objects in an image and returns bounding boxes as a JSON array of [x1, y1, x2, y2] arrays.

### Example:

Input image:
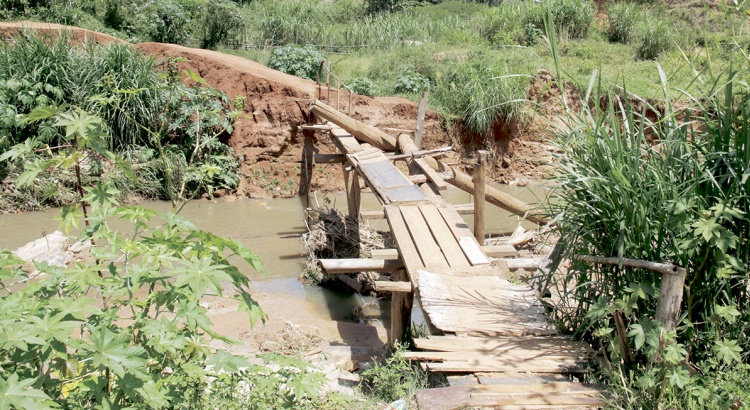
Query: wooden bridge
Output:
[[301, 100, 604, 409]]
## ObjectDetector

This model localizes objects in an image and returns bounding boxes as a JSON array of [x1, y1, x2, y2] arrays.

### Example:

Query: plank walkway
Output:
[[312, 120, 604, 408]]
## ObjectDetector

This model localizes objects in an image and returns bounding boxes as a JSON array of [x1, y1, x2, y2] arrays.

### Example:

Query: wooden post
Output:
[[316, 61, 324, 100], [655, 267, 687, 332], [326, 61, 331, 103], [395, 134, 549, 225], [301, 133, 315, 207], [343, 164, 361, 222], [390, 269, 413, 346], [336, 78, 340, 110], [415, 92, 428, 150], [473, 150, 488, 245]]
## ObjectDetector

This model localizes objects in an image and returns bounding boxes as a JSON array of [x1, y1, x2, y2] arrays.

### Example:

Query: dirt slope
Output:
[[136, 43, 449, 198]]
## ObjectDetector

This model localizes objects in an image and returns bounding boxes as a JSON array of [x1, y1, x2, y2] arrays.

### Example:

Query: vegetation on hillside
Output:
[[0, 33, 240, 212]]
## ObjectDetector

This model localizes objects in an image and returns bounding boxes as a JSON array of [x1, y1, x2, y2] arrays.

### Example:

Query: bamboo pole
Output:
[[396, 134, 548, 225], [473, 150, 488, 244]]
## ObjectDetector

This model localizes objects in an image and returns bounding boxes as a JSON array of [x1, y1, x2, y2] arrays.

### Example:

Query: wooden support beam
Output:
[[389, 269, 413, 346], [454, 203, 474, 215], [343, 164, 361, 221], [313, 153, 346, 163], [414, 157, 448, 190], [371, 248, 400, 260], [481, 245, 518, 258], [361, 210, 385, 220], [473, 150, 488, 244], [383, 127, 416, 134], [373, 280, 412, 293], [415, 91, 429, 149], [309, 99, 398, 151], [408, 174, 428, 184], [389, 146, 452, 161], [318, 258, 403, 274], [396, 134, 549, 225]]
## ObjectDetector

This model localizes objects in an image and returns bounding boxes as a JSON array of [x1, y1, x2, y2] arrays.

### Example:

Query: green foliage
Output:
[[141, 1, 192, 45], [200, 0, 244, 50], [606, 2, 641, 44], [360, 343, 428, 403], [349, 76, 377, 97], [634, 14, 673, 60], [268, 45, 325, 81], [0, 109, 276, 408], [394, 67, 430, 94], [523, 0, 594, 43]]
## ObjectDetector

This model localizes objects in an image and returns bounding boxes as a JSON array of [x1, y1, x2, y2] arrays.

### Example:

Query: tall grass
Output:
[[606, 2, 641, 44]]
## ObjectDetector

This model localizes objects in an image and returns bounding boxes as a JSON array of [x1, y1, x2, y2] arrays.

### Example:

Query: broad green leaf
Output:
[[628, 323, 646, 350], [23, 104, 67, 123], [184, 69, 209, 86], [206, 351, 250, 373], [88, 325, 148, 378], [692, 217, 721, 242], [58, 205, 83, 235], [16, 158, 47, 187], [714, 303, 741, 322], [664, 343, 688, 365], [236, 292, 266, 328], [0, 373, 58, 410], [83, 182, 120, 208], [625, 282, 656, 300], [173, 257, 230, 298], [287, 371, 326, 401], [585, 296, 612, 320], [712, 338, 743, 365], [666, 367, 690, 389]]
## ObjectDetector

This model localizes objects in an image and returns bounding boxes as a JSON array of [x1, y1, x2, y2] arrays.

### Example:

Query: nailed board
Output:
[[384, 205, 425, 287], [352, 153, 428, 204], [437, 205, 490, 265], [418, 269, 555, 337], [416, 384, 605, 409], [413, 336, 595, 355], [400, 205, 449, 269], [329, 127, 361, 154], [418, 204, 470, 268]]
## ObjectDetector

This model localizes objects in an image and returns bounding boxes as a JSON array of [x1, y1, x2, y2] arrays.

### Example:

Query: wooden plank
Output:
[[384, 205, 424, 287], [416, 384, 604, 410], [402, 351, 589, 364], [425, 361, 589, 374], [459, 237, 491, 266], [370, 248, 400, 260], [418, 204, 470, 268], [437, 205, 490, 265], [299, 124, 333, 131], [454, 203, 474, 215], [361, 210, 384, 220], [329, 127, 362, 154], [373, 280, 412, 293], [481, 245, 518, 258], [384, 185, 429, 203], [413, 337, 594, 354], [500, 258, 542, 270], [383, 127, 416, 134], [414, 157, 448, 190], [318, 258, 402, 274], [390, 269, 413, 346], [400, 206, 449, 269]]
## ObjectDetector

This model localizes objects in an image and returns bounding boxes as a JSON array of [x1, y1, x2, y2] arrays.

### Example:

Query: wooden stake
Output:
[[343, 163, 361, 222], [390, 269, 413, 346], [326, 61, 331, 103], [655, 267, 687, 331], [415, 91, 429, 150], [473, 150, 488, 244]]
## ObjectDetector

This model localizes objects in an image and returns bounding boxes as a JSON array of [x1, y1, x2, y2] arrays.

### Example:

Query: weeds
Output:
[[360, 343, 428, 404]]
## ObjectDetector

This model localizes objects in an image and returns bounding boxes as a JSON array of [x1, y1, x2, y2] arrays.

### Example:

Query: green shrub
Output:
[[350, 76, 377, 96], [200, 0, 244, 49], [635, 15, 672, 59], [268, 45, 325, 80], [606, 2, 641, 44], [360, 343, 428, 403], [142, 1, 192, 45], [394, 68, 430, 93], [523, 0, 594, 43]]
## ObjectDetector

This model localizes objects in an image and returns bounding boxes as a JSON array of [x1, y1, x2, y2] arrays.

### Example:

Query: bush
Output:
[[360, 343, 428, 403], [200, 0, 244, 49], [523, 0, 594, 43], [349, 76, 376, 96], [606, 2, 641, 44], [394, 68, 430, 94], [268, 45, 325, 80], [142, 1, 191, 45], [635, 15, 672, 59]]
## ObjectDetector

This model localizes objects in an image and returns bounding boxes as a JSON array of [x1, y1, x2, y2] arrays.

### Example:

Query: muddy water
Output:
[[0, 184, 547, 322]]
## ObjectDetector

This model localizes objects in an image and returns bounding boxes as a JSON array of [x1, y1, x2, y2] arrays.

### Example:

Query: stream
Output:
[[0, 184, 548, 325]]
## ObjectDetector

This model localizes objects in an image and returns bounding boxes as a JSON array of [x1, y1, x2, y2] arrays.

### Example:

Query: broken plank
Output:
[[400, 206, 449, 269], [361, 210, 384, 220], [384, 205, 424, 287], [481, 244, 518, 258], [373, 281, 412, 293], [425, 361, 589, 374], [402, 351, 589, 365], [437, 205, 490, 265], [500, 258, 542, 270], [413, 337, 594, 354], [414, 157, 448, 190], [418, 204, 470, 268], [453, 203, 474, 215]]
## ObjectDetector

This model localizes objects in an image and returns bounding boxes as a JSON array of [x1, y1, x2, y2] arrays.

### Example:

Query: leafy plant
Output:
[[268, 45, 325, 81], [606, 2, 641, 44], [360, 343, 428, 403], [635, 14, 673, 60], [393, 67, 429, 94], [349, 76, 376, 97], [200, 0, 244, 49]]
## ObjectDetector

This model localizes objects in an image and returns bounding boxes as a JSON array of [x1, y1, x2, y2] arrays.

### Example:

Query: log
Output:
[[473, 150, 488, 244], [343, 165, 361, 221], [655, 267, 687, 331], [388, 146, 452, 161], [396, 134, 549, 225], [309, 99, 398, 151], [318, 258, 403, 274]]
